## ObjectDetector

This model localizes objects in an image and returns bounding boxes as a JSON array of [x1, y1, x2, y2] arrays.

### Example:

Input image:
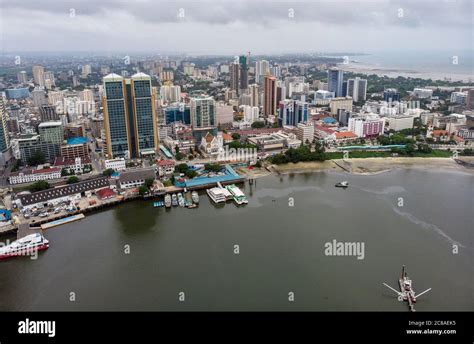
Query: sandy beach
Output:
[[271, 157, 474, 175], [338, 64, 473, 82]]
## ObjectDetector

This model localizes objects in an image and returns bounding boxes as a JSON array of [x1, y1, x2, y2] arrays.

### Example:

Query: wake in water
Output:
[[353, 185, 467, 248]]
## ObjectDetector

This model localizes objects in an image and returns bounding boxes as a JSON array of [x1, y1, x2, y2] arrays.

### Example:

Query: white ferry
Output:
[[206, 187, 227, 204], [225, 184, 248, 205], [0, 233, 49, 260]]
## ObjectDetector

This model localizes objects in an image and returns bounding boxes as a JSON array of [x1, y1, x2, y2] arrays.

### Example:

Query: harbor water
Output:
[[0, 169, 472, 311]]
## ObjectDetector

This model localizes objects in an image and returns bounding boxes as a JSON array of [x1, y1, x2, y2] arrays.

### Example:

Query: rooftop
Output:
[[66, 137, 88, 145]]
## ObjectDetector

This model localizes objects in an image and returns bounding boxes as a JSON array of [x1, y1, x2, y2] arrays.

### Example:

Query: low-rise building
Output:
[[54, 156, 91, 174], [157, 159, 175, 177], [348, 114, 385, 138], [386, 115, 414, 132], [296, 122, 315, 143], [118, 168, 156, 189], [9, 167, 62, 185], [200, 132, 223, 155], [104, 158, 126, 171]]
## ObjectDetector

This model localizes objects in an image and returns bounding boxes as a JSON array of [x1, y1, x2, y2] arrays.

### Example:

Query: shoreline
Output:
[[270, 157, 474, 175], [338, 64, 473, 82]]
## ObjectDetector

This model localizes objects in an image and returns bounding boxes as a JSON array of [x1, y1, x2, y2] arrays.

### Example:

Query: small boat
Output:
[[225, 184, 248, 205], [184, 191, 193, 207], [177, 193, 185, 207], [171, 193, 178, 206], [191, 191, 199, 204], [0, 233, 49, 260], [153, 201, 164, 208], [164, 194, 172, 208], [335, 181, 349, 188]]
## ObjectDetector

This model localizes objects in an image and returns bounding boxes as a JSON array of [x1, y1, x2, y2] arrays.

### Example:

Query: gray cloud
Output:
[[1, 0, 471, 53]]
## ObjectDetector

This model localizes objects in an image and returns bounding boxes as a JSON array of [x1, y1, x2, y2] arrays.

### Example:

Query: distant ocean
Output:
[[341, 50, 473, 82]]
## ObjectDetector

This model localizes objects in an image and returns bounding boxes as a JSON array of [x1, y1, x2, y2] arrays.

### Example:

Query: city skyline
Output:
[[1, 0, 472, 54]]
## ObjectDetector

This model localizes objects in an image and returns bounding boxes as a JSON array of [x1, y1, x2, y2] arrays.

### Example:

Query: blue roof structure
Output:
[[67, 137, 88, 145], [179, 165, 244, 188], [160, 146, 173, 159], [322, 117, 337, 124], [0, 209, 12, 222]]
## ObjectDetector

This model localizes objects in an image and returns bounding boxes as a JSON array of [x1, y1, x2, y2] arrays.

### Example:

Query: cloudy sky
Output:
[[0, 0, 472, 54]]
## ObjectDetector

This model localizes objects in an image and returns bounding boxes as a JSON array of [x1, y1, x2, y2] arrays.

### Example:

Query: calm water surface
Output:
[[0, 169, 473, 311]]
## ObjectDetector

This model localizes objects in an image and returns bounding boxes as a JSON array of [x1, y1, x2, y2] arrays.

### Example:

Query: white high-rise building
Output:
[[48, 91, 64, 106], [249, 84, 259, 107], [255, 60, 270, 83], [243, 105, 259, 123], [82, 64, 92, 78], [32, 66, 45, 87]]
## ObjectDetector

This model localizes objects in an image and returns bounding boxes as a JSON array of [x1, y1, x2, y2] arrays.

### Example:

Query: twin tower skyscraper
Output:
[[102, 73, 159, 159]]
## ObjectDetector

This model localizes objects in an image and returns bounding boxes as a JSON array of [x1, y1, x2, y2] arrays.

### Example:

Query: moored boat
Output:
[[0, 233, 49, 260], [191, 191, 199, 204], [171, 193, 178, 206], [177, 193, 185, 207], [164, 194, 172, 208], [225, 184, 248, 205], [206, 187, 227, 204]]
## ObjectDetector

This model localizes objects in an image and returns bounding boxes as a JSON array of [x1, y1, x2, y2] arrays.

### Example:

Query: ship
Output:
[[191, 191, 199, 204], [171, 193, 178, 206], [0, 233, 49, 260], [383, 266, 432, 312], [225, 184, 248, 205], [335, 181, 349, 188], [177, 193, 185, 207], [164, 194, 172, 208], [206, 187, 227, 204]]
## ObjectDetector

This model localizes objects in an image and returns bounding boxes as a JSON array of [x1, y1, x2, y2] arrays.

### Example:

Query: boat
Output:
[[217, 182, 232, 200], [0, 233, 49, 260], [206, 187, 227, 204], [177, 193, 185, 207], [335, 181, 349, 188], [184, 191, 193, 207], [171, 193, 178, 206], [164, 194, 172, 208], [191, 191, 199, 204], [225, 184, 248, 205]]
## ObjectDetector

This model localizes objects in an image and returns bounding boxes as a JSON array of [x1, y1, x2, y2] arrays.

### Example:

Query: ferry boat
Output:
[[0, 233, 49, 260], [191, 191, 199, 204], [177, 193, 185, 207], [171, 193, 178, 207], [335, 181, 349, 188], [184, 191, 193, 207], [206, 187, 227, 204], [164, 194, 172, 208], [225, 184, 248, 205], [216, 182, 233, 200]]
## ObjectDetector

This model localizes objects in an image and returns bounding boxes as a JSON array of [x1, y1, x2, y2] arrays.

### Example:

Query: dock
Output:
[[17, 223, 43, 240], [40, 214, 85, 230]]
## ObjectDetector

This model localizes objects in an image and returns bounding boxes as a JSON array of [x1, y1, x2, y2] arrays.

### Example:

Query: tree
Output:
[[185, 170, 198, 178], [145, 178, 154, 188], [103, 168, 115, 177], [67, 176, 80, 184], [232, 133, 241, 140], [138, 186, 148, 196], [204, 163, 222, 173], [175, 163, 189, 174], [29, 180, 51, 192], [251, 121, 265, 129], [254, 160, 262, 168], [27, 151, 46, 166]]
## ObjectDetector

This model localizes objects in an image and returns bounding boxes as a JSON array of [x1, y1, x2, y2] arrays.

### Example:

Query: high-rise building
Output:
[[82, 64, 92, 78], [190, 96, 216, 130], [384, 89, 400, 102], [278, 100, 309, 127], [327, 68, 344, 97], [230, 62, 240, 94], [347, 77, 367, 102], [40, 105, 59, 122], [32, 65, 45, 87], [249, 84, 259, 107], [0, 96, 10, 152], [31, 88, 47, 107], [17, 71, 28, 84], [239, 55, 249, 91], [263, 75, 277, 118], [38, 121, 63, 160], [43, 71, 55, 89], [255, 60, 270, 83], [102, 73, 159, 159], [467, 89, 474, 110]]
